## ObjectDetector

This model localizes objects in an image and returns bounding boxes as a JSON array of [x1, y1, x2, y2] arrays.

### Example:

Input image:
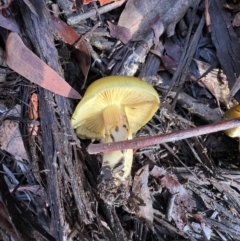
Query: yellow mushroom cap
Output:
[[71, 76, 160, 139], [222, 104, 240, 137]]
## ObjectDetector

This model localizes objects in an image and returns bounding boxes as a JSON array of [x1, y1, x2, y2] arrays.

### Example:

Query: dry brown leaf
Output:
[[233, 12, 240, 27], [150, 166, 195, 230], [71, 44, 91, 88], [0, 202, 19, 241], [150, 49, 177, 74], [29, 93, 39, 120], [107, 21, 132, 44], [80, 0, 96, 5], [5, 32, 81, 99], [159, 55, 177, 74], [229, 75, 240, 100], [205, 0, 211, 32], [194, 59, 230, 107], [51, 16, 79, 45], [0, 106, 29, 160], [0, 0, 13, 9], [224, 2, 240, 11], [150, 15, 164, 45], [164, 39, 182, 64], [28, 93, 39, 136], [0, 15, 20, 33], [9, 185, 48, 202], [132, 165, 153, 227], [81, 0, 118, 6], [51, 16, 91, 85]]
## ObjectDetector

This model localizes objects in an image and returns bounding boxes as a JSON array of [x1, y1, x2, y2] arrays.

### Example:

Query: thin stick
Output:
[[166, 192, 178, 221], [67, 0, 127, 25], [88, 118, 240, 154]]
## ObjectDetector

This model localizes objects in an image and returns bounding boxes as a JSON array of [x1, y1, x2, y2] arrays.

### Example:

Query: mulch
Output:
[[1, 0, 240, 240]]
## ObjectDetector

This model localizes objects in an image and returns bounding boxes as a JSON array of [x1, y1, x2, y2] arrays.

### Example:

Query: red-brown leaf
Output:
[[51, 16, 91, 85], [71, 43, 91, 88], [107, 21, 132, 44], [81, 0, 97, 4], [28, 93, 39, 136], [81, 0, 117, 6], [5, 32, 81, 99], [51, 15, 79, 45], [29, 93, 39, 120], [151, 49, 177, 74]]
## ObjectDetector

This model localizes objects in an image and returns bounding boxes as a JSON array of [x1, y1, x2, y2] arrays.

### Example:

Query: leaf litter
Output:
[[194, 59, 230, 107], [1, 1, 240, 241], [5, 32, 81, 99], [51, 16, 91, 87], [150, 165, 195, 231], [0, 105, 29, 161]]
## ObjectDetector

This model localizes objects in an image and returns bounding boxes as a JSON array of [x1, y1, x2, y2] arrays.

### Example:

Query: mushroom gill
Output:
[[71, 76, 160, 202]]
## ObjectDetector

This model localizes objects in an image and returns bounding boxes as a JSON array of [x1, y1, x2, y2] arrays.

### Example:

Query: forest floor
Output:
[[1, 0, 240, 240]]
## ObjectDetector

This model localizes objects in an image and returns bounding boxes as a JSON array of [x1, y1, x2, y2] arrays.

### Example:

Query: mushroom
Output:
[[71, 76, 160, 187], [222, 104, 240, 150]]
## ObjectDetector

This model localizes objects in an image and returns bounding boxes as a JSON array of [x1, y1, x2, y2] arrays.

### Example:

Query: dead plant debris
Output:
[[1, 0, 240, 241]]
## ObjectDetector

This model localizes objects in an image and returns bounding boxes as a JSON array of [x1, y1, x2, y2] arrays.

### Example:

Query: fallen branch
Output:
[[67, 0, 127, 25], [88, 118, 240, 154]]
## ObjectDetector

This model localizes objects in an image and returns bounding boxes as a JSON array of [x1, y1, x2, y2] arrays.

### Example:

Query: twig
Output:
[[162, 2, 199, 102], [204, 0, 211, 32], [67, 0, 127, 25], [153, 210, 189, 239], [162, 142, 203, 182], [170, 14, 205, 111], [88, 118, 240, 154], [166, 192, 178, 221]]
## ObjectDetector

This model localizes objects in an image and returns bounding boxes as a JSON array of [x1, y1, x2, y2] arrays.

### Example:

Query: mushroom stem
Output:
[[102, 105, 133, 184]]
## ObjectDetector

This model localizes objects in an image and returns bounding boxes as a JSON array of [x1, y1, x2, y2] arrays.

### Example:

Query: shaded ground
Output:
[[1, 0, 240, 240]]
